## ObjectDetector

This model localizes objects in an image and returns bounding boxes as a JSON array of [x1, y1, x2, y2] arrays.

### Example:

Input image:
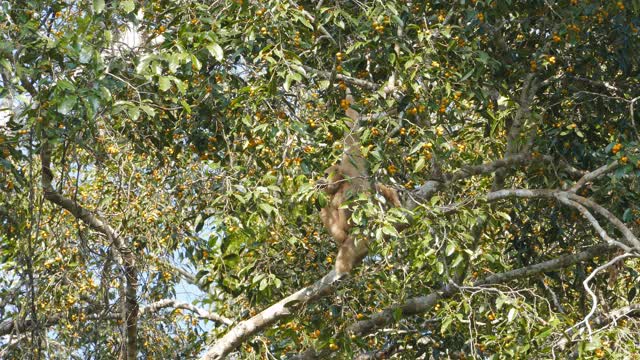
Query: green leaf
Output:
[[120, 0, 135, 13], [445, 242, 456, 256], [174, 78, 187, 94], [317, 193, 328, 208], [0, 59, 11, 72], [507, 307, 517, 323], [191, 55, 202, 71], [180, 100, 191, 113], [56, 80, 76, 91], [207, 43, 224, 61], [284, 74, 292, 92], [259, 278, 268, 291], [293, 13, 313, 30], [57, 96, 77, 115], [126, 105, 140, 121], [140, 104, 156, 117], [381, 225, 399, 237], [159, 76, 171, 92], [194, 214, 204, 232], [460, 69, 474, 81], [252, 273, 265, 284], [404, 58, 416, 70], [451, 254, 463, 268], [93, 0, 105, 14], [414, 156, 426, 173], [440, 317, 452, 334], [233, 193, 247, 204], [258, 203, 276, 215], [318, 80, 330, 90]]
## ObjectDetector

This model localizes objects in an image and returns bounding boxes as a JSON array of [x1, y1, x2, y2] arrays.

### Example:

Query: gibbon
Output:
[[319, 91, 401, 274]]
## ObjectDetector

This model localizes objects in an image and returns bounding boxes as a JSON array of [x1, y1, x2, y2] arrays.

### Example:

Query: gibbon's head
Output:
[[323, 164, 344, 183], [317, 164, 344, 195]]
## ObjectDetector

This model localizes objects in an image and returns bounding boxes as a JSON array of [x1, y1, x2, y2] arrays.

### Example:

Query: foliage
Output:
[[1, 0, 639, 359]]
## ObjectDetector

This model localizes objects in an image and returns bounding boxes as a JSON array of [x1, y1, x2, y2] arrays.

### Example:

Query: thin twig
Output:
[[574, 253, 635, 337]]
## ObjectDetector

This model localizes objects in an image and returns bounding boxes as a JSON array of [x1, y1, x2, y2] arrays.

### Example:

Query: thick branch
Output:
[[347, 244, 614, 336], [486, 188, 557, 202], [487, 187, 640, 252], [199, 271, 340, 360], [445, 153, 580, 183], [505, 74, 537, 155], [40, 142, 139, 360], [0, 313, 63, 337], [566, 193, 640, 251], [557, 195, 632, 252], [414, 153, 583, 203], [569, 161, 618, 193], [0, 299, 232, 339], [493, 73, 543, 190]]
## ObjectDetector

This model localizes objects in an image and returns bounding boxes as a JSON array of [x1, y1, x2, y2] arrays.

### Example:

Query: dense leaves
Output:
[[1, 0, 639, 359]]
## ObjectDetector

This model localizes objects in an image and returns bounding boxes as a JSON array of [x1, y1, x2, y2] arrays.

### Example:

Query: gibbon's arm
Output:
[[341, 90, 370, 191], [319, 165, 343, 195], [344, 90, 402, 208]]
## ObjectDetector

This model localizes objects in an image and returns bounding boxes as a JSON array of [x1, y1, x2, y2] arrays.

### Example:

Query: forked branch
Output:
[[40, 142, 139, 360]]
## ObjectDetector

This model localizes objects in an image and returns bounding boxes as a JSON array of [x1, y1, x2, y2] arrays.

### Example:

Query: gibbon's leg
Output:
[[321, 206, 349, 243], [320, 181, 351, 243], [335, 236, 368, 274]]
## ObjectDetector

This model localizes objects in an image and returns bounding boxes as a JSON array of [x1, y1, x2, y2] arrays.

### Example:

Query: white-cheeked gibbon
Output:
[[319, 91, 401, 274]]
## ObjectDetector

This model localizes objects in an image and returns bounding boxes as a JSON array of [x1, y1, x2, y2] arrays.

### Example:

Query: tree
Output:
[[1, 0, 639, 359]]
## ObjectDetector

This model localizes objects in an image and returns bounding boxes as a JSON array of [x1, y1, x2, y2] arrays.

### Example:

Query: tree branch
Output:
[[556, 303, 640, 352], [555, 195, 632, 252], [40, 142, 139, 360], [300, 65, 379, 90], [487, 187, 640, 252], [493, 74, 539, 189], [486, 188, 557, 202], [346, 244, 615, 336], [566, 193, 640, 251], [288, 0, 336, 44], [413, 153, 583, 204], [575, 253, 635, 336], [569, 161, 618, 193], [0, 313, 64, 337], [141, 299, 232, 326], [199, 271, 340, 360]]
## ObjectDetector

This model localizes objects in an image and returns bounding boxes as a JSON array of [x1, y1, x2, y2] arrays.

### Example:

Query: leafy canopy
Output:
[[1, 0, 639, 359]]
